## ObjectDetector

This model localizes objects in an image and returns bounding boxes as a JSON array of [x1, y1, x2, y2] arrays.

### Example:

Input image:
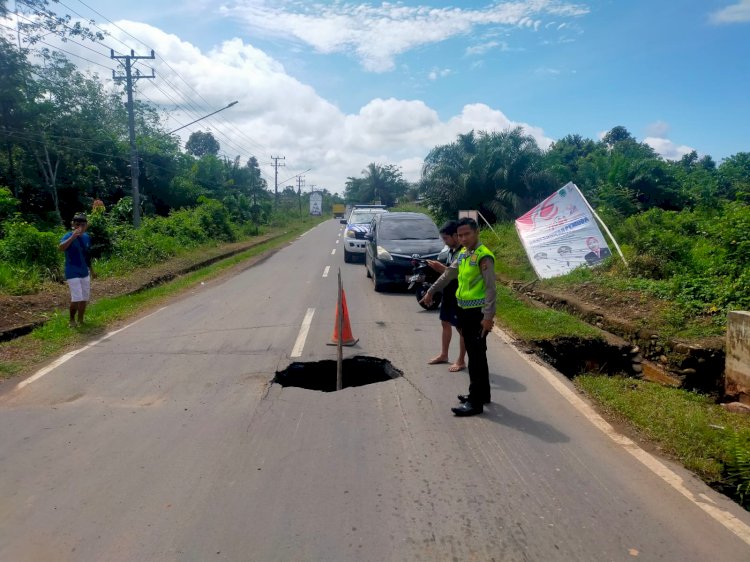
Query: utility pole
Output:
[[297, 175, 305, 215], [112, 49, 155, 227], [271, 155, 285, 207]]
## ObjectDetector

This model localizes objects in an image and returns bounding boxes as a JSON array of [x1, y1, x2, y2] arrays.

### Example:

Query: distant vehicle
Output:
[[343, 207, 389, 262], [333, 203, 345, 218], [364, 212, 446, 292]]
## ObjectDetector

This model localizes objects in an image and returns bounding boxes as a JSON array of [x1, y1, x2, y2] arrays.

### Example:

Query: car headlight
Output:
[[376, 246, 393, 261], [345, 229, 356, 238]]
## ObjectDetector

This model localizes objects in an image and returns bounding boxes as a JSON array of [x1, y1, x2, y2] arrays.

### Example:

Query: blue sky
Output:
[[6, 0, 749, 190]]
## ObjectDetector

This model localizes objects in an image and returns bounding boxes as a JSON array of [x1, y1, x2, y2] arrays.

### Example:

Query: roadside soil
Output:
[[511, 278, 724, 350], [0, 234, 277, 338]]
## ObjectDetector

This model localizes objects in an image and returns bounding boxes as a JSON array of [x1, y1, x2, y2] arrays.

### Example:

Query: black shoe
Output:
[[458, 394, 490, 405], [451, 402, 483, 416]]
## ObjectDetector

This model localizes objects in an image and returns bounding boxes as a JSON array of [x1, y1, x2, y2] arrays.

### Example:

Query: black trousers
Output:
[[456, 306, 490, 404]]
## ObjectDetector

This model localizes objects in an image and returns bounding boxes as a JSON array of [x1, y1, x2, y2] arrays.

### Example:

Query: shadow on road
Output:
[[483, 403, 570, 443], [490, 372, 527, 393]]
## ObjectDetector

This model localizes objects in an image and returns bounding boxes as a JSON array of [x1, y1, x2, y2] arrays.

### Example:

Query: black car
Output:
[[364, 212, 446, 291]]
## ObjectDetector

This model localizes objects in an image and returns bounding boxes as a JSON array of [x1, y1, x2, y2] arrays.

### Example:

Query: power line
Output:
[[19, 0, 273, 164], [14, 1, 123, 59], [69, 1, 271, 155], [0, 22, 113, 70], [46, 1, 274, 164]]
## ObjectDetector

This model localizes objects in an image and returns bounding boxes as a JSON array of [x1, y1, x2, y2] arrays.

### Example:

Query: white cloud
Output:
[[221, 0, 589, 72], [32, 21, 554, 192], [710, 0, 750, 23], [428, 68, 451, 80], [465, 40, 509, 56], [642, 121, 693, 160], [645, 120, 670, 138], [535, 66, 561, 75], [643, 137, 694, 160]]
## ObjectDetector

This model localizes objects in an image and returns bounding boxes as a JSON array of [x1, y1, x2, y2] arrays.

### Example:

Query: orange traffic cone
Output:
[[327, 289, 359, 346]]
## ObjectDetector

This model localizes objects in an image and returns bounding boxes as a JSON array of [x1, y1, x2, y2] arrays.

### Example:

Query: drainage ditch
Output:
[[532, 337, 633, 379], [274, 356, 402, 392]]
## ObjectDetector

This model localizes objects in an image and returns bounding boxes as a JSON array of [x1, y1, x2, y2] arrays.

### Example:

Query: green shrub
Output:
[[725, 432, 750, 508], [0, 220, 62, 279], [0, 261, 44, 295], [111, 224, 182, 267], [86, 209, 114, 259], [0, 187, 19, 221], [195, 196, 236, 242]]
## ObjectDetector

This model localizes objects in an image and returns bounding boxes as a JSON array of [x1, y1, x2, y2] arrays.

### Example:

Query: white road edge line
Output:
[[15, 307, 168, 391], [491, 326, 750, 546], [299, 225, 316, 237], [323, 266, 330, 278], [291, 308, 315, 358], [331, 249, 336, 255]]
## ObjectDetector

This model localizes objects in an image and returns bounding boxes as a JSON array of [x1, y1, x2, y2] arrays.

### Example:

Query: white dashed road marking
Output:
[[291, 308, 315, 358]]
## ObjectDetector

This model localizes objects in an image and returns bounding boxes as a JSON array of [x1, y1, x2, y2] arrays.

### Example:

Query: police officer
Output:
[[421, 217, 496, 416]]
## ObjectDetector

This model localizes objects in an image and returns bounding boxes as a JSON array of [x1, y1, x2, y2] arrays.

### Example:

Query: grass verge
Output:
[[0, 220, 323, 380], [494, 284, 601, 341], [493, 281, 750, 510], [576, 375, 750, 509]]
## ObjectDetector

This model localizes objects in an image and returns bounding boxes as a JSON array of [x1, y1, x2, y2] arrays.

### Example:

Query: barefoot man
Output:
[[426, 220, 466, 372]]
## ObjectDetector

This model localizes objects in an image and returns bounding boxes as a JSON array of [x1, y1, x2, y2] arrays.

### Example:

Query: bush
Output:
[[615, 202, 750, 316], [195, 196, 236, 242], [0, 220, 62, 279], [0, 186, 19, 221], [0, 261, 44, 295], [86, 209, 114, 259]]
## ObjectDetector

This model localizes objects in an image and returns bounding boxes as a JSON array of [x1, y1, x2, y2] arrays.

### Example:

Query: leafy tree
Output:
[[602, 125, 634, 147], [345, 163, 408, 207], [185, 131, 220, 157], [420, 128, 555, 221], [718, 152, 750, 201]]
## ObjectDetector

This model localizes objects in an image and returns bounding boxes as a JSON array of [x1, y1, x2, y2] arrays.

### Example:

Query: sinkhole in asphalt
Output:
[[273, 356, 402, 392]]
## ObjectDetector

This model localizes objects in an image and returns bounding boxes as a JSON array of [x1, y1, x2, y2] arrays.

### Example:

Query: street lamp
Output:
[[167, 101, 239, 135]]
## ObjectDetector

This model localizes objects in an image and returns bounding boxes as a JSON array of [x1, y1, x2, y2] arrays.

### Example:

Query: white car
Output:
[[343, 207, 388, 263]]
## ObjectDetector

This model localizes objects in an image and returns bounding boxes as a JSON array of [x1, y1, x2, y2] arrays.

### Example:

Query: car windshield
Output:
[[349, 212, 380, 224], [380, 219, 439, 240]]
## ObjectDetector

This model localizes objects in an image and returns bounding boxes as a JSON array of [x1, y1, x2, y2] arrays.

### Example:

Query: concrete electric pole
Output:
[[271, 155, 285, 207], [112, 49, 155, 227]]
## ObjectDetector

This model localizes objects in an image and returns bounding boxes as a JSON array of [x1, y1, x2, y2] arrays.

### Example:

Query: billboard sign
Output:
[[309, 191, 323, 216], [515, 182, 611, 279]]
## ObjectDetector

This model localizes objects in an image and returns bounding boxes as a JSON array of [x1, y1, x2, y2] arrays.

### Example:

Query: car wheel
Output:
[[344, 249, 352, 263]]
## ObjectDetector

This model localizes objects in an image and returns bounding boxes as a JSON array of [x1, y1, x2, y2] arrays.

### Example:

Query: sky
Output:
[[4, 0, 750, 193]]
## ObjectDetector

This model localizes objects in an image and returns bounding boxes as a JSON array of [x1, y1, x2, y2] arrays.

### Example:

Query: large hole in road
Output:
[[274, 356, 402, 392]]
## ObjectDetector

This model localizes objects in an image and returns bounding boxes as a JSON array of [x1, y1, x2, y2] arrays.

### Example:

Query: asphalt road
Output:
[[1, 219, 749, 562]]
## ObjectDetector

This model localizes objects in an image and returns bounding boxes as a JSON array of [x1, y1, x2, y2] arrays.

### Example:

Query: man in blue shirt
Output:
[[59, 213, 95, 327]]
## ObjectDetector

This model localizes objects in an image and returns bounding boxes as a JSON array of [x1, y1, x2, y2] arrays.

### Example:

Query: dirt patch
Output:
[[0, 234, 282, 340]]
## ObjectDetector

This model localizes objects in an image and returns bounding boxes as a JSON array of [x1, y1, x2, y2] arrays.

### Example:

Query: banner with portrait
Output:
[[515, 182, 612, 279], [309, 191, 323, 216]]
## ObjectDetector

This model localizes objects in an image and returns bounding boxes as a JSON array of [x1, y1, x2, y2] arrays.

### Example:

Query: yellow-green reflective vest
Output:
[[456, 244, 495, 309]]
